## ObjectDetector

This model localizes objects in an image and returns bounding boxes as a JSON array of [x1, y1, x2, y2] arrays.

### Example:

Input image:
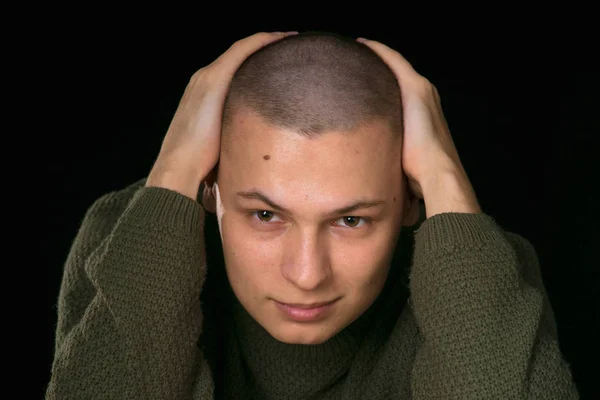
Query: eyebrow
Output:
[[236, 190, 385, 217]]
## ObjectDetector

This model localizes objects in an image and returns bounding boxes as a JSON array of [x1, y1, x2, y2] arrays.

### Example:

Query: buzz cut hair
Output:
[[222, 31, 403, 139]]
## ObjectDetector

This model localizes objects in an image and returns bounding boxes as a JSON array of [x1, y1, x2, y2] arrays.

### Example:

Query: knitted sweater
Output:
[[46, 178, 578, 399]]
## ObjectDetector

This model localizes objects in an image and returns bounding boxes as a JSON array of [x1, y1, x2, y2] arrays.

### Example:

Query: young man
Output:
[[46, 32, 578, 399]]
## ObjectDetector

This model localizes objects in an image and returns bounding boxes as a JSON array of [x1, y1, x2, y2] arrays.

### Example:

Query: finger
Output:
[[357, 38, 424, 84], [203, 166, 218, 186], [217, 31, 297, 75], [202, 185, 217, 213]]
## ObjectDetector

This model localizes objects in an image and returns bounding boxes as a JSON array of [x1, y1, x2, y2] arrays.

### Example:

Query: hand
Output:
[[146, 32, 297, 203], [358, 38, 481, 217]]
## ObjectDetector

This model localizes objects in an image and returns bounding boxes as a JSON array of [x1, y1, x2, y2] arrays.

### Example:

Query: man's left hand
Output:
[[358, 38, 482, 218]]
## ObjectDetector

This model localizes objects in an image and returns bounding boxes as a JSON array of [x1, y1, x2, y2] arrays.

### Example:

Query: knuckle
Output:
[[189, 65, 221, 87], [414, 77, 435, 96], [228, 40, 242, 51], [238, 32, 269, 46], [189, 67, 207, 83], [411, 77, 427, 91], [251, 32, 276, 47], [228, 32, 277, 53], [255, 31, 272, 39], [418, 76, 432, 88]]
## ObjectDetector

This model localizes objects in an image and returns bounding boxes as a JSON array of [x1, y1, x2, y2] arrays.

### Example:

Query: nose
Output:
[[281, 229, 331, 291]]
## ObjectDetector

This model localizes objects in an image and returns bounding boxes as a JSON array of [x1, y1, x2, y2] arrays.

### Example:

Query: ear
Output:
[[400, 190, 421, 227], [201, 167, 218, 214], [202, 184, 217, 213]]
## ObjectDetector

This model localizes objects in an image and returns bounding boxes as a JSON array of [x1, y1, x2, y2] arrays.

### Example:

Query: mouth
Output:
[[274, 298, 340, 322]]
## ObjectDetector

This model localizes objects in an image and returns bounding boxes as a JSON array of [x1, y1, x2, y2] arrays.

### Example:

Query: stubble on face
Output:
[[216, 110, 411, 344]]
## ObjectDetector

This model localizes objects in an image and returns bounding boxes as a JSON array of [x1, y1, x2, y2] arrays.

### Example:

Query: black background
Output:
[[45, 14, 598, 399]]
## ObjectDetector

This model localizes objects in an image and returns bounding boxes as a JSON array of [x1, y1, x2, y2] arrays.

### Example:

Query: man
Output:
[[46, 31, 578, 399]]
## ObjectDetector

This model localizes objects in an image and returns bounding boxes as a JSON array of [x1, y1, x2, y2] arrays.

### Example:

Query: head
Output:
[[214, 32, 419, 345]]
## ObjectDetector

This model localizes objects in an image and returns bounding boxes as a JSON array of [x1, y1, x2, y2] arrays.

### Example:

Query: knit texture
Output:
[[46, 179, 578, 399]]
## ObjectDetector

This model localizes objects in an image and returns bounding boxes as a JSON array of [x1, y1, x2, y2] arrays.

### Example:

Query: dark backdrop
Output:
[[45, 16, 598, 399]]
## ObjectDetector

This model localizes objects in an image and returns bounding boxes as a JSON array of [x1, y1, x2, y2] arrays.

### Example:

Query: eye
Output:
[[253, 210, 282, 223], [335, 216, 366, 228]]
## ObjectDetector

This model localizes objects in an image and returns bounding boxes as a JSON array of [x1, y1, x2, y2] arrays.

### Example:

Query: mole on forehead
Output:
[[263, 154, 271, 160]]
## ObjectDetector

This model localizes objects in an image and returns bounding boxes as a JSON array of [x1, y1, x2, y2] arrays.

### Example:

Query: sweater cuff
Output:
[[122, 186, 205, 235], [414, 212, 508, 254], [409, 211, 520, 316], [88, 186, 207, 326]]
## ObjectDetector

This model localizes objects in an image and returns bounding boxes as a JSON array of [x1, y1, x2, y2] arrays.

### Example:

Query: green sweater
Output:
[[46, 178, 578, 399]]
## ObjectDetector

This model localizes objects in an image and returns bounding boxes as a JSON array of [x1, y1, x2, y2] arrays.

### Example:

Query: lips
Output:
[[281, 300, 336, 309], [274, 298, 339, 322]]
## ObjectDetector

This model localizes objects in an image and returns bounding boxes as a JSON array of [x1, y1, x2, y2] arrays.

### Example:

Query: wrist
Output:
[[146, 164, 204, 201], [421, 169, 481, 218]]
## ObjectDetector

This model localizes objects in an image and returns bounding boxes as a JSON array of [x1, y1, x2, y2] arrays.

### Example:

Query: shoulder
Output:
[[77, 178, 148, 240], [85, 178, 147, 218], [502, 230, 544, 285], [503, 231, 538, 261], [88, 178, 147, 212]]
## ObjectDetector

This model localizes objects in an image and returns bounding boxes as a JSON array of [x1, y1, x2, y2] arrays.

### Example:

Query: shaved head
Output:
[[214, 32, 418, 346], [222, 31, 402, 140]]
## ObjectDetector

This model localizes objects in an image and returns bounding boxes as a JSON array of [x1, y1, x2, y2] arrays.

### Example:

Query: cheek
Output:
[[332, 230, 397, 290], [221, 217, 282, 289]]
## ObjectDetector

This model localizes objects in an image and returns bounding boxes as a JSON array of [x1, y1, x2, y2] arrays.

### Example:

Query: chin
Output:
[[268, 324, 338, 345]]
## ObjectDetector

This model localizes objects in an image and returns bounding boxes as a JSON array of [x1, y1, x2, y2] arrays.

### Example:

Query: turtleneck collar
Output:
[[201, 210, 421, 398], [230, 286, 380, 397], [226, 227, 415, 398]]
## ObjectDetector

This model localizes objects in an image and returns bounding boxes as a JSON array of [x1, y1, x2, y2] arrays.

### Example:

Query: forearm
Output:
[[421, 169, 481, 218], [409, 213, 578, 399], [91, 187, 207, 322], [146, 162, 205, 201], [47, 186, 211, 399]]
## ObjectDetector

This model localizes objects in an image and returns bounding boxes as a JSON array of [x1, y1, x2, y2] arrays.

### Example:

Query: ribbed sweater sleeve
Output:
[[409, 212, 578, 399], [46, 181, 215, 399]]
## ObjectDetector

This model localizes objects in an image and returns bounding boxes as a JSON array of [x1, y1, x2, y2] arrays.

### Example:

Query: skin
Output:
[[147, 31, 480, 345], [217, 111, 419, 344]]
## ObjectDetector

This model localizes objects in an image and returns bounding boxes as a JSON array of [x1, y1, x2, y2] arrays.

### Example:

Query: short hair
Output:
[[222, 31, 403, 138]]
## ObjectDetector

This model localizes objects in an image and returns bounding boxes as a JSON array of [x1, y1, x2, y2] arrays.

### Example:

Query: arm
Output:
[[46, 182, 215, 399], [357, 38, 578, 398], [46, 32, 294, 400], [408, 174, 578, 399]]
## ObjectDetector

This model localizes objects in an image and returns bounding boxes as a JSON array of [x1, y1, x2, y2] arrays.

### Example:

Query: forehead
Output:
[[220, 112, 401, 202]]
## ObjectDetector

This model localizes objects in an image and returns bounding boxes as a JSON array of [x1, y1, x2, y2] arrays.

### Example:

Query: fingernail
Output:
[[285, 31, 299, 35], [272, 31, 284, 35], [356, 37, 368, 43]]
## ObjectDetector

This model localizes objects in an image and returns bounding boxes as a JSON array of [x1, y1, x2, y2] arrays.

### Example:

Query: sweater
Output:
[[46, 178, 579, 399]]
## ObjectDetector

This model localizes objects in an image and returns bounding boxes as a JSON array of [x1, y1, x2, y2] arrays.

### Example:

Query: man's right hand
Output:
[[146, 32, 297, 201]]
